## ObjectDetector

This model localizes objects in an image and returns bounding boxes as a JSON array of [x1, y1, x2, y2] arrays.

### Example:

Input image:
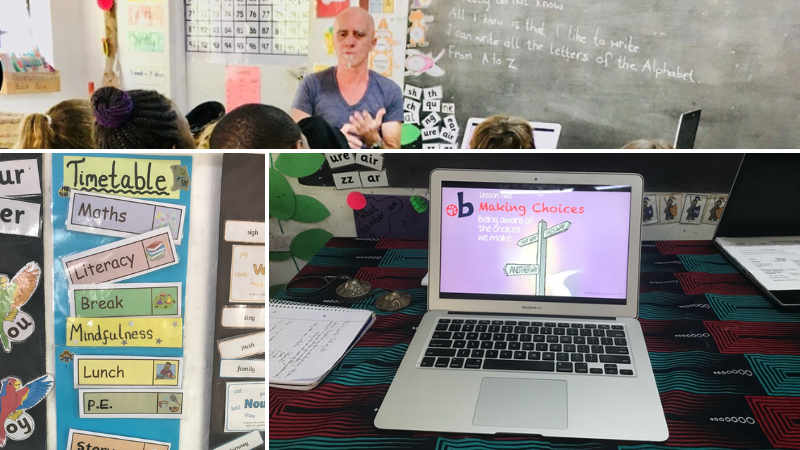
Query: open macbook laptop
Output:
[[461, 118, 562, 149], [375, 169, 668, 441]]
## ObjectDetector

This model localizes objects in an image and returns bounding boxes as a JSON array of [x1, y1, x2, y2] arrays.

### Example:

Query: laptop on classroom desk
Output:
[[375, 169, 669, 441], [713, 154, 800, 308]]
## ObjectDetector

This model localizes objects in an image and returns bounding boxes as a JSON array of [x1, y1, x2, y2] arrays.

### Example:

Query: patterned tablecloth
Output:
[[271, 238, 800, 450]]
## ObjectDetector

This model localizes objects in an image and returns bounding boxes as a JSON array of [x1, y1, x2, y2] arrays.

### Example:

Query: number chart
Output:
[[185, 0, 308, 57]]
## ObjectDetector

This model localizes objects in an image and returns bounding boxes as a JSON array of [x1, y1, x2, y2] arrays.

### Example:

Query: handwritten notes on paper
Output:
[[66, 317, 183, 348], [74, 355, 183, 388], [62, 156, 181, 199], [62, 228, 178, 284], [225, 66, 260, 113]]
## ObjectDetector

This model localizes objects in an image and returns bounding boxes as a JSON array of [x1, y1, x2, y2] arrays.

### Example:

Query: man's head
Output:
[[333, 7, 376, 69], [210, 104, 306, 149]]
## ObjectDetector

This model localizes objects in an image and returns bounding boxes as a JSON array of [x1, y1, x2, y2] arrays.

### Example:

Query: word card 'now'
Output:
[[62, 228, 178, 284]]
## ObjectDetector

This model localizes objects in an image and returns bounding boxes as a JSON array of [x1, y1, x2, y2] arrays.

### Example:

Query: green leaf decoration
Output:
[[269, 284, 287, 298], [290, 228, 333, 260], [275, 153, 326, 178], [410, 195, 429, 213], [401, 123, 421, 146], [269, 251, 292, 261], [269, 168, 295, 220], [291, 195, 331, 223]]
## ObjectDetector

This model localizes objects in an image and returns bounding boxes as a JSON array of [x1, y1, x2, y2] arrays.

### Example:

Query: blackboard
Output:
[[299, 153, 743, 193], [403, 1, 800, 149]]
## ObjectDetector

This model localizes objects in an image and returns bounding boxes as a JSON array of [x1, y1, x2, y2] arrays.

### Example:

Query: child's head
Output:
[[91, 87, 196, 149], [14, 99, 94, 149]]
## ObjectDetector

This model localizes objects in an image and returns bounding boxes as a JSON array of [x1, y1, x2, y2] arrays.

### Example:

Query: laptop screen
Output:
[[439, 181, 632, 305]]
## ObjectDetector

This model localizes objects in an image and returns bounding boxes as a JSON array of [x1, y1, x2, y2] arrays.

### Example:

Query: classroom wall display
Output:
[[52, 154, 192, 450], [185, 0, 309, 65], [210, 154, 265, 449], [0, 154, 49, 450], [353, 194, 429, 239], [117, 0, 173, 94], [405, 1, 800, 149], [66, 430, 171, 450]]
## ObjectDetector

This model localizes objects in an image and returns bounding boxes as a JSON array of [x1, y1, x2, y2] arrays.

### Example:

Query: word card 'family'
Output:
[[69, 283, 182, 318], [79, 389, 185, 419], [220, 359, 265, 379], [67, 430, 170, 450], [62, 228, 178, 284], [67, 190, 186, 244], [74, 355, 183, 388], [230, 245, 265, 303]]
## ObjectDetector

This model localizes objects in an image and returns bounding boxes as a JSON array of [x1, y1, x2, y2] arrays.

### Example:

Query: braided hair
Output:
[[92, 87, 190, 149]]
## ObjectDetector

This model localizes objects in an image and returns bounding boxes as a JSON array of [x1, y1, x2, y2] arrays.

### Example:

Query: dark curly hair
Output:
[[92, 87, 190, 149], [209, 103, 301, 149]]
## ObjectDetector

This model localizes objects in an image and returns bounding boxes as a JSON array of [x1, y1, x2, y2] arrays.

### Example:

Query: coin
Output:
[[375, 290, 412, 312]]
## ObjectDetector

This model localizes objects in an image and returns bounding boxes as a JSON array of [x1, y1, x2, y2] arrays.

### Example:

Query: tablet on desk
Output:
[[674, 109, 701, 149], [460, 117, 562, 149]]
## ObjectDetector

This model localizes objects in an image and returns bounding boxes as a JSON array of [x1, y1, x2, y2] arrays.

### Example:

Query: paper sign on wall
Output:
[[218, 332, 265, 359], [355, 153, 384, 171], [333, 171, 363, 190], [225, 66, 261, 113], [0, 197, 41, 237], [0, 374, 52, 446], [66, 190, 186, 244], [0, 159, 41, 197], [221, 306, 264, 328], [79, 389, 185, 419], [230, 245, 265, 303], [224, 382, 265, 432], [69, 282, 182, 318], [360, 170, 390, 188], [62, 228, 178, 285], [67, 430, 170, 450], [62, 156, 181, 199], [324, 153, 356, 170], [66, 317, 183, 348], [224, 221, 265, 244], [220, 359, 265, 379], [212, 430, 263, 450], [74, 355, 183, 388]]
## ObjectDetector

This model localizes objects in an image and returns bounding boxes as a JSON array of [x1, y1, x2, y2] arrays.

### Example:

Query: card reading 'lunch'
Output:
[[62, 228, 178, 284], [74, 355, 183, 388], [79, 389, 185, 419], [67, 429, 171, 450], [69, 282, 182, 318], [66, 317, 183, 347], [66, 190, 186, 244]]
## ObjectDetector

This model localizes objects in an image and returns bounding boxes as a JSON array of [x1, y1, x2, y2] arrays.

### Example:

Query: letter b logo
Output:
[[457, 192, 473, 218]]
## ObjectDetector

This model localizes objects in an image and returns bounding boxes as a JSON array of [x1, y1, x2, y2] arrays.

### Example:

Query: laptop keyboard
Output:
[[418, 318, 635, 376]]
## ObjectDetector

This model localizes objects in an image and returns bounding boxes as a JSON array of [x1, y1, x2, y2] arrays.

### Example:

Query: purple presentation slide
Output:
[[439, 187, 631, 300]]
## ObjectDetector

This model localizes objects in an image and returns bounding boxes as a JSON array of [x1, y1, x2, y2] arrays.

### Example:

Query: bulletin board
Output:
[[209, 154, 265, 449], [0, 154, 49, 450], [52, 154, 192, 450]]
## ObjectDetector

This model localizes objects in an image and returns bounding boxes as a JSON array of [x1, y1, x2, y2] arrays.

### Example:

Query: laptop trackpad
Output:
[[473, 378, 568, 430]]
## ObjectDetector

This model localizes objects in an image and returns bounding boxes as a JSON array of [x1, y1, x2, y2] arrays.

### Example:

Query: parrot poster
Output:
[[0, 374, 53, 447], [0, 262, 41, 353]]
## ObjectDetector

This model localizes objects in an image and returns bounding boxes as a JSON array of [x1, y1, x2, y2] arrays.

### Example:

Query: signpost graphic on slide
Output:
[[504, 220, 571, 295]]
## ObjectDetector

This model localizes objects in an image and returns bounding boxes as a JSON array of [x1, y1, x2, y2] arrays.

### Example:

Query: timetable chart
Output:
[[185, 0, 309, 55]]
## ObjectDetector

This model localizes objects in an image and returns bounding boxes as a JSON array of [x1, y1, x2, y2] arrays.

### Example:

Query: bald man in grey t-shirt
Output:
[[291, 7, 403, 149]]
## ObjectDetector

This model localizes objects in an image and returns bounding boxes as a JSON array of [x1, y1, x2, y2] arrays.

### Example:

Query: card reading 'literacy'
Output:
[[224, 220, 265, 243], [74, 355, 184, 388], [220, 359, 265, 378], [62, 228, 178, 284], [230, 245, 265, 303], [211, 430, 264, 450], [224, 382, 265, 432], [67, 429, 171, 450], [69, 282, 182, 318], [218, 332, 265, 359], [79, 389, 185, 419], [66, 190, 187, 244], [66, 317, 183, 347], [221, 306, 264, 328]]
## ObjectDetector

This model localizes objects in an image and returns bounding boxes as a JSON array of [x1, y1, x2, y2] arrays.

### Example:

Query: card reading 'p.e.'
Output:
[[79, 388, 185, 419], [62, 228, 178, 284], [67, 190, 186, 244]]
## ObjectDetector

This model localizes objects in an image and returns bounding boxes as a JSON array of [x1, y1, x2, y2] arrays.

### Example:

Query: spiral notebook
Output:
[[269, 299, 376, 391]]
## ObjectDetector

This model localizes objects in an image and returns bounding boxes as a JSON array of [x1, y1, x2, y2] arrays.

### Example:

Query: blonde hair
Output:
[[195, 120, 219, 149], [622, 139, 673, 149], [470, 115, 534, 149], [15, 100, 94, 149]]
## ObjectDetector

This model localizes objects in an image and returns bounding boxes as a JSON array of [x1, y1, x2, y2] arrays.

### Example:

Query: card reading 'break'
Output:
[[62, 228, 178, 285], [69, 282, 182, 318]]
